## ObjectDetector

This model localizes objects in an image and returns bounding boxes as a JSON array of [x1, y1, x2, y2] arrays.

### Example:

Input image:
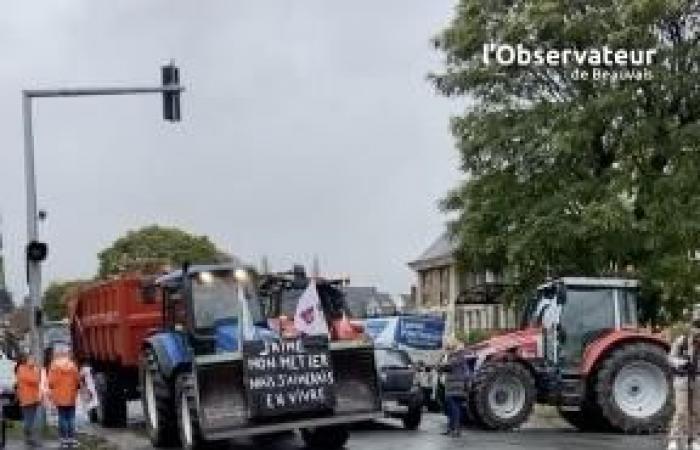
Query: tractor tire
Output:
[[94, 371, 127, 428], [140, 348, 179, 447], [300, 425, 349, 450], [471, 361, 536, 430], [462, 394, 481, 426], [402, 407, 422, 430], [176, 373, 208, 450], [594, 342, 673, 434]]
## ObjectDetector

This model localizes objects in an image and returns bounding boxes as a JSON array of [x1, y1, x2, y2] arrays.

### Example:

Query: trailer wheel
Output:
[[140, 348, 178, 447], [300, 425, 349, 450], [594, 342, 673, 433], [94, 371, 127, 428], [176, 373, 207, 450], [471, 361, 536, 430]]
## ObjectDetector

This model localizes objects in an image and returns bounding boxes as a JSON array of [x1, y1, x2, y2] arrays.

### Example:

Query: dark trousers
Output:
[[57, 406, 76, 441], [21, 404, 39, 441], [445, 395, 463, 431]]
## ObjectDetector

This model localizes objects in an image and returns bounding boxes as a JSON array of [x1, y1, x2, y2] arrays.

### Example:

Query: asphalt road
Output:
[[71, 402, 664, 450]]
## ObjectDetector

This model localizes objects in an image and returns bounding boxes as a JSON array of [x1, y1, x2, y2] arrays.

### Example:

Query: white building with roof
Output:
[[408, 232, 517, 340]]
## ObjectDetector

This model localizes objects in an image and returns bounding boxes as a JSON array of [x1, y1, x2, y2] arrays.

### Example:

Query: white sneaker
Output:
[[666, 441, 678, 450]]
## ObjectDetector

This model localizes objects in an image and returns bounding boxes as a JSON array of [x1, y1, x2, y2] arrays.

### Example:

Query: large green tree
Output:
[[43, 280, 86, 320], [433, 1, 700, 322], [98, 225, 229, 277]]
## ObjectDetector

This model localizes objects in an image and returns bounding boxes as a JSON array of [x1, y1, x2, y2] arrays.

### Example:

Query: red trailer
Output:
[[69, 275, 162, 427]]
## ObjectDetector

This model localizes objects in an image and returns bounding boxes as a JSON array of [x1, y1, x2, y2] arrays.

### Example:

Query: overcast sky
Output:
[[0, 0, 461, 300]]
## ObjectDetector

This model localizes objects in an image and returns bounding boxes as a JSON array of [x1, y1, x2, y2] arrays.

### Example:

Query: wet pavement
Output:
[[3, 404, 665, 449]]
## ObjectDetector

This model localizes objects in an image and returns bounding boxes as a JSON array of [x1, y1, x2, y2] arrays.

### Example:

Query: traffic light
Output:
[[161, 63, 181, 122], [26, 241, 48, 262]]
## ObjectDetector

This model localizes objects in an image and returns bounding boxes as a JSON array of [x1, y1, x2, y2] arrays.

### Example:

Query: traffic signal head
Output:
[[161, 63, 181, 122], [26, 241, 48, 262]]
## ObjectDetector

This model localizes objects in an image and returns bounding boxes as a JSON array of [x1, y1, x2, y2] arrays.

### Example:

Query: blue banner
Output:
[[363, 316, 444, 350], [395, 316, 444, 350]]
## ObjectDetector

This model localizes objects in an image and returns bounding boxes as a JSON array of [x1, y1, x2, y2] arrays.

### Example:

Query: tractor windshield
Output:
[[268, 282, 347, 321], [558, 287, 616, 365], [191, 270, 263, 330]]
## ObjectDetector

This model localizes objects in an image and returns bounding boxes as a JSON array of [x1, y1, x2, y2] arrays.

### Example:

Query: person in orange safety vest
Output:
[[15, 352, 42, 447], [47, 346, 81, 449]]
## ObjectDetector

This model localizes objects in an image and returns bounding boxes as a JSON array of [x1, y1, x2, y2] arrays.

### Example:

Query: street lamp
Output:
[[22, 64, 184, 364]]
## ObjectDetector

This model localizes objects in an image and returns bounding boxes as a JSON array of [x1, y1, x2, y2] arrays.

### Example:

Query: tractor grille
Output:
[[331, 347, 381, 414]]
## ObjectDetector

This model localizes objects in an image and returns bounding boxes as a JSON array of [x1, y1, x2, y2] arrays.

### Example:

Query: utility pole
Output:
[[22, 63, 184, 365], [0, 214, 5, 291]]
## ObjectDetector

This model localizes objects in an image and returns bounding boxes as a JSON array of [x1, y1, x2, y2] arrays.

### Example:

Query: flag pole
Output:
[[312, 255, 320, 280]]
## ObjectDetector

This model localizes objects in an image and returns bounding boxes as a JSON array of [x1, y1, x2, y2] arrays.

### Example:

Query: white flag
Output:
[[293, 280, 329, 336], [239, 284, 257, 341]]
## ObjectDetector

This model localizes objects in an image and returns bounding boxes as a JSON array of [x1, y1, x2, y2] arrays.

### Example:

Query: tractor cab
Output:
[[155, 263, 265, 354], [526, 277, 639, 367], [257, 266, 362, 340]]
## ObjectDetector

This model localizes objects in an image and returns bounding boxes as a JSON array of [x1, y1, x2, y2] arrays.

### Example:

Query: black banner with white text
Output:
[[242, 336, 336, 417]]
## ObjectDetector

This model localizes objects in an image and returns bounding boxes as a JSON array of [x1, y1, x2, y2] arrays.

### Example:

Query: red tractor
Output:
[[462, 277, 673, 433]]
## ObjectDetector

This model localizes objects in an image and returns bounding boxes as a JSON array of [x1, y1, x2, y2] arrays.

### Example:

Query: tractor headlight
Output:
[[234, 268, 249, 282]]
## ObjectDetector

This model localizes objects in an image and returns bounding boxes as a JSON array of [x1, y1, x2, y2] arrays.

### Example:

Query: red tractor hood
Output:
[[466, 327, 542, 361]]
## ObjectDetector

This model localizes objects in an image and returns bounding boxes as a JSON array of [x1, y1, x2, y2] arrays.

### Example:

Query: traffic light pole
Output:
[[22, 94, 42, 366], [22, 71, 183, 367]]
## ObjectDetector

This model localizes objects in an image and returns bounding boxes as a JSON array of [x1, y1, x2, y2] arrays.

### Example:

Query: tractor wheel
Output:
[[462, 393, 480, 426], [594, 342, 673, 433], [402, 407, 422, 430], [471, 361, 536, 430], [300, 425, 349, 450], [140, 348, 179, 447], [94, 371, 127, 428], [176, 373, 208, 450]]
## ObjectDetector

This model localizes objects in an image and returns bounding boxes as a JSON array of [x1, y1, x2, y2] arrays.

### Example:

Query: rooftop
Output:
[[407, 231, 457, 270]]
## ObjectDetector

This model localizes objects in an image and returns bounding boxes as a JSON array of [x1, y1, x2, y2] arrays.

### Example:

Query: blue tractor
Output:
[[139, 264, 382, 449]]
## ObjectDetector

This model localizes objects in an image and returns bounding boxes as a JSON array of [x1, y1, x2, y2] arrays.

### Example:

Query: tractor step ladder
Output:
[[558, 369, 583, 411]]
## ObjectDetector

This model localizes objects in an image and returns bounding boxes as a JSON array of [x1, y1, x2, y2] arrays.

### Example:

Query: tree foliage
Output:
[[432, 0, 700, 322], [43, 280, 86, 320], [97, 225, 228, 277]]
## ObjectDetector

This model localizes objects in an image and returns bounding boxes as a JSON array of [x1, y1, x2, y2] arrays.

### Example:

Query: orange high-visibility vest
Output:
[[47, 358, 80, 407], [16, 363, 42, 407]]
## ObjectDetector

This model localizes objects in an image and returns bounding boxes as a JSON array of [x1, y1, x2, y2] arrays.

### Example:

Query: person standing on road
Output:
[[667, 304, 700, 450], [440, 338, 470, 437], [415, 361, 433, 406], [47, 347, 81, 449], [15, 352, 42, 447]]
